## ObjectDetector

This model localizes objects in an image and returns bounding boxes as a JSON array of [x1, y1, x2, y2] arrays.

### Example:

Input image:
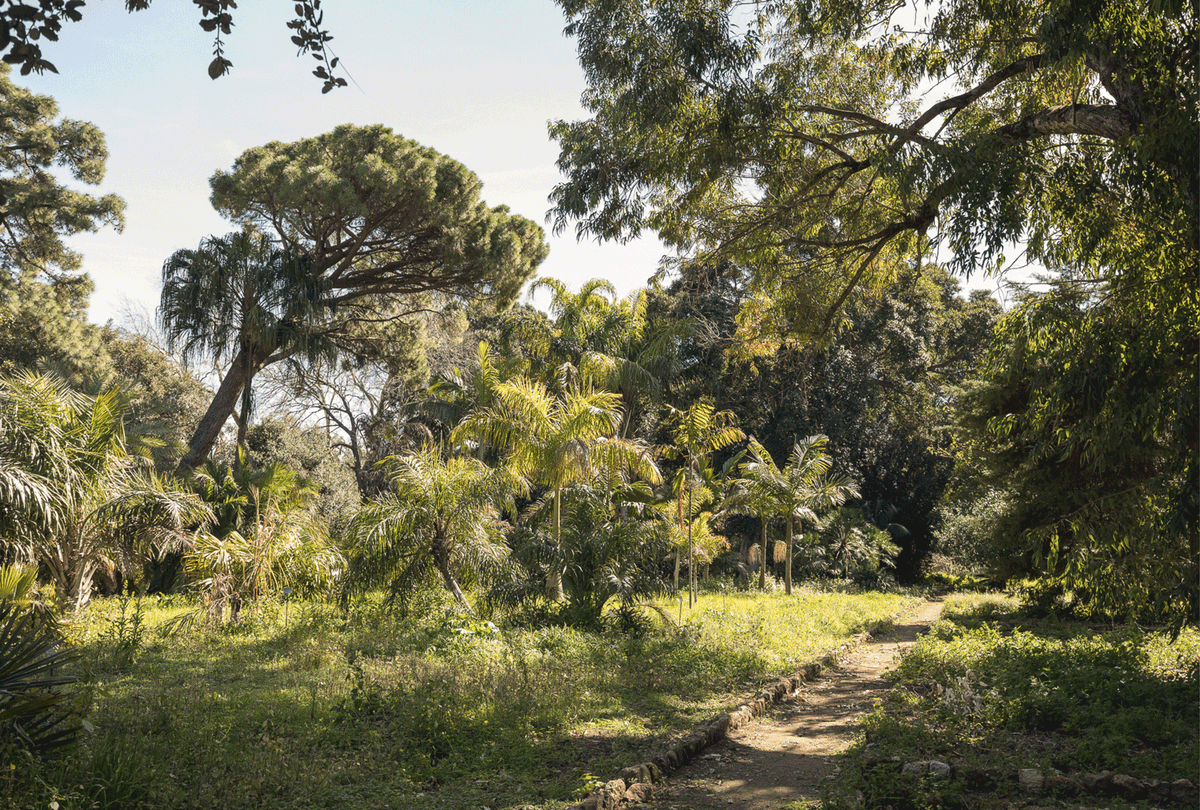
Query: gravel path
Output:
[[646, 599, 945, 810]]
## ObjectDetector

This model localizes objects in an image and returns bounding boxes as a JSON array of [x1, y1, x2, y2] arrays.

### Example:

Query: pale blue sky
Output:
[[23, 0, 671, 325]]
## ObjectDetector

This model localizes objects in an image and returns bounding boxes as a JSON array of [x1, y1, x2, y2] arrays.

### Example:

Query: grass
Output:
[[7, 584, 914, 810], [822, 592, 1200, 809]]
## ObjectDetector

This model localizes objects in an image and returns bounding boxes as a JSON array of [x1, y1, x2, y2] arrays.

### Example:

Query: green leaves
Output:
[[0, 600, 79, 754]]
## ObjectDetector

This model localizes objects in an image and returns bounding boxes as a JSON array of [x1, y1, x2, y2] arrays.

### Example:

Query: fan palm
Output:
[[740, 435, 859, 594], [345, 446, 520, 610], [0, 600, 80, 754], [454, 377, 661, 600]]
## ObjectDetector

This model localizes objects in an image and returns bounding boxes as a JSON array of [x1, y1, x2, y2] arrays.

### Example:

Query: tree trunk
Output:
[[758, 512, 767, 590], [547, 487, 565, 601], [179, 348, 255, 470], [432, 532, 472, 611], [785, 516, 794, 596], [687, 486, 695, 607]]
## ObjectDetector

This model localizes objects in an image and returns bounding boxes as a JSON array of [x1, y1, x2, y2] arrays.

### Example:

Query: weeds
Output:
[[23, 588, 910, 809], [828, 593, 1200, 808]]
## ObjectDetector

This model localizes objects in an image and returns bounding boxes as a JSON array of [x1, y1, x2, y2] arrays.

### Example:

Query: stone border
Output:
[[567, 600, 927, 810]]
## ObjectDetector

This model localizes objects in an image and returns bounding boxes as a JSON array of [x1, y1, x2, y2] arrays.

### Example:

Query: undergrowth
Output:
[[823, 593, 1200, 809], [7, 585, 913, 809]]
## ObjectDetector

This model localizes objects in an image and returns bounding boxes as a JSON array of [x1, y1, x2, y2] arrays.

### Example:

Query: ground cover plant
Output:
[[2, 585, 912, 810], [822, 593, 1200, 809]]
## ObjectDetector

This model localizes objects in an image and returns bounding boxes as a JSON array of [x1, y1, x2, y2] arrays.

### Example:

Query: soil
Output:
[[646, 599, 945, 810]]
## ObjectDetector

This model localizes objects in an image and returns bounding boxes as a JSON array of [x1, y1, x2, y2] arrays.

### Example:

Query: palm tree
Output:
[[509, 277, 687, 438], [0, 373, 210, 609], [345, 446, 520, 610], [665, 402, 744, 606], [740, 435, 859, 594], [159, 229, 331, 469], [185, 456, 342, 623], [454, 377, 661, 600], [724, 438, 779, 590]]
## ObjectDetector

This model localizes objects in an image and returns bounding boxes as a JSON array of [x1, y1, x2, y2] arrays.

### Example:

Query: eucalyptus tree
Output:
[[0, 1, 344, 90], [167, 125, 548, 469], [454, 377, 661, 600], [551, 0, 1195, 338], [345, 446, 521, 610], [740, 435, 859, 595]]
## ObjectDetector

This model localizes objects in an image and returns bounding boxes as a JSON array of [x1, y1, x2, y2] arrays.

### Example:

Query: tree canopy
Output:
[[167, 125, 549, 467], [0, 0, 346, 91], [550, 0, 1196, 337], [0, 63, 124, 282]]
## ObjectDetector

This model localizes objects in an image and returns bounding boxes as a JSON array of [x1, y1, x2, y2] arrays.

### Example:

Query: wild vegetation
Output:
[[0, 0, 1196, 807], [823, 593, 1200, 808], [2, 587, 909, 809]]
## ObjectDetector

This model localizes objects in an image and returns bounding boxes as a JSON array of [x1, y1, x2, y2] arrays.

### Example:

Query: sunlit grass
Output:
[[11, 586, 916, 810]]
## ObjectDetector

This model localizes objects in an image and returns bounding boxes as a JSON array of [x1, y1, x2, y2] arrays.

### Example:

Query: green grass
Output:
[[7, 586, 914, 810], [823, 593, 1200, 809]]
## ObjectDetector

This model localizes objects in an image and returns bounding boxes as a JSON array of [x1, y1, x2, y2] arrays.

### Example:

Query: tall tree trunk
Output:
[[758, 512, 767, 591], [179, 348, 255, 470], [547, 487, 565, 601], [785, 515, 794, 595], [687, 486, 694, 607]]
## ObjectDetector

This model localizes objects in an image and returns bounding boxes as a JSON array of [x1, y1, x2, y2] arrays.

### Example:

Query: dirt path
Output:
[[647, 599, 944, 810]]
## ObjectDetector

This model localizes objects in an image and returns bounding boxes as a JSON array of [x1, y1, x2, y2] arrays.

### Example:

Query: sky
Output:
[[21, 1, 1013, 328], [21, 0, 672, 326]]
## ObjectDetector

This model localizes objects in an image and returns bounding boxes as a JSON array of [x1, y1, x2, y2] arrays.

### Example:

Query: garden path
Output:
[[646, 598, 944, 810]]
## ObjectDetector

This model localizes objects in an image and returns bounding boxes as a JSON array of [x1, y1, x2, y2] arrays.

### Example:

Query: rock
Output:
[[1042, 774, 1082, 796], [620, 763, 661, 784], [1111, 773, 1146, 800], [1170, 778, 1198, 802], [1080, 770, 1112, 792], [1146, 780, 1169, 803], [1018, 768, 1044, 794], [928, 760, 952, 778], [901, 761, 929, 776], [624, 782, 653, 803]]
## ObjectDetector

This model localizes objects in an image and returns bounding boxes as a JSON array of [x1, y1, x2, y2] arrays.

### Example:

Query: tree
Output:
[[502, 277, 688, 440], [167, 125, 548, 468], [0, 373, 208, 609], [551, 0, 1195, 339], [0, 63, 124, 282], [101, 326, 211, 473], [454, 377, 661, 600], [653, 261, 1000, 580], [0, 271, 109, 382], [161, 228, 330, 467], [664, 401, 743, 604], [184, 456, 342, 622], [739, 435, 858, 595], [0, 0, 346, 91], [957, 273, 1198, 622], [345, 446, 518, 610]]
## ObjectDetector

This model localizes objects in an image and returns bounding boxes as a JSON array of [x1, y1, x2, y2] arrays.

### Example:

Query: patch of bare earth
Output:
[[647, 599, 945, 810]]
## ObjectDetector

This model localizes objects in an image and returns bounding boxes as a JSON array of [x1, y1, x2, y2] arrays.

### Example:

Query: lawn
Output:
[[6, 585, 914, 810]]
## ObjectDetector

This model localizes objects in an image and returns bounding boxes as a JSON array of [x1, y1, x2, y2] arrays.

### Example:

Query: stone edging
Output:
[[566, 599, 927, 810]]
